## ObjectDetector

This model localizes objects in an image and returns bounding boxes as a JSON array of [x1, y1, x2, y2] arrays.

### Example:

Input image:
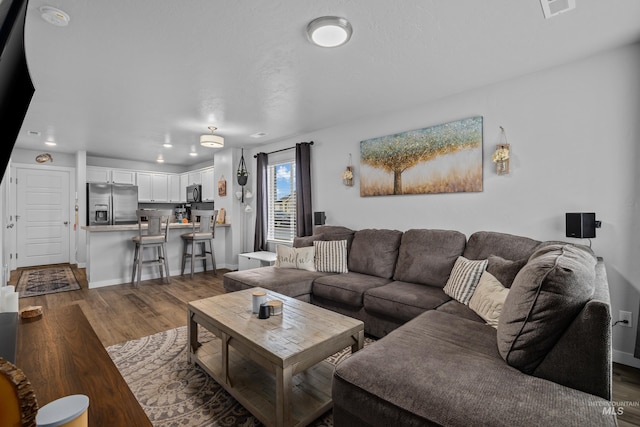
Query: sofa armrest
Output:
[[532, 258, 612, 399]]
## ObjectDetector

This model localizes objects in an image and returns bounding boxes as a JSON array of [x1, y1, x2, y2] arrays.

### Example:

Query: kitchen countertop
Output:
[[82, 222, 230, 232]]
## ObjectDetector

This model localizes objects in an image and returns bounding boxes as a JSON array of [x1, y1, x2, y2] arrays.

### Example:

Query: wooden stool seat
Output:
[[131, 209, 172, 287], [181, 210, 217, 279]]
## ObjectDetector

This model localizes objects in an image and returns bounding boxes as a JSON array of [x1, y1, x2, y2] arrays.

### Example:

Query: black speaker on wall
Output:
[[314, 211, 326, 226], [566, 212, 596, 238]]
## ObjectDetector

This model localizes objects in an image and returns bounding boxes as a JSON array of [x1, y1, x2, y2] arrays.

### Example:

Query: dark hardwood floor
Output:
[[10, 265, 640, 426]]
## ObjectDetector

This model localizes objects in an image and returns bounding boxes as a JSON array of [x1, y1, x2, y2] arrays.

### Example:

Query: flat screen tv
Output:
[[0, 0, 34, 177]]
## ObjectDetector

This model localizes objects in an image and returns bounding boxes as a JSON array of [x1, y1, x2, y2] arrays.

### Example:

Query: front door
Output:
[[16, 167, 71, 267]]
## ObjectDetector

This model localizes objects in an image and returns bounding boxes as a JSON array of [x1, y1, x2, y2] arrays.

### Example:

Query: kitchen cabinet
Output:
[[168, 174, 181, 203], [201, 167, 215, 201], [179, 173, 189, 203], [137, 172, 169, 202], [86, 167, 110, 183], [111, 169, 136, 185], [86, 167, 136, 185], [187, 171, 202, 185]]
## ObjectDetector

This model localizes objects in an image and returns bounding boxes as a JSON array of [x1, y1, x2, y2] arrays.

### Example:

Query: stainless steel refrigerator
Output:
[[87, 183, 139, 225]]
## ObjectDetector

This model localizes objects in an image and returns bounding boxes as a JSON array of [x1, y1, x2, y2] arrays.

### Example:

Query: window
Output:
[[267, 161, 296, 242]]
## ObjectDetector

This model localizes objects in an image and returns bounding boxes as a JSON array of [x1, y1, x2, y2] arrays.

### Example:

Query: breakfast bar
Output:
[[82, 222, 230, 288]]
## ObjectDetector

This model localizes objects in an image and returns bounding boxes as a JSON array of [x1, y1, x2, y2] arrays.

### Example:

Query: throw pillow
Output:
[[469, 271, 509, 328], [292, 234, 324, 248], [275, 245, 316, 271], [443, 256, 488, 305], [486, 256, 528, 288], [497, 244, 596, 374], [314, 240, 348, 273]]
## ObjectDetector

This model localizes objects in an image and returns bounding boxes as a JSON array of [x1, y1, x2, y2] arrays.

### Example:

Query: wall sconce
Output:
[[342, 153, 354, 186], [492, 126, 510, 175]]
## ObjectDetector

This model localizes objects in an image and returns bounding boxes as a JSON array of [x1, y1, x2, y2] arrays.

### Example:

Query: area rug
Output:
[[16, 266, 80, 298], [107, 326, 374, 427]]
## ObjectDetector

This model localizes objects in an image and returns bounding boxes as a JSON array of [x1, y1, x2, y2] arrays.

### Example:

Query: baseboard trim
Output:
[[87, 263, 231, 289], [613, 350, 640, 369]]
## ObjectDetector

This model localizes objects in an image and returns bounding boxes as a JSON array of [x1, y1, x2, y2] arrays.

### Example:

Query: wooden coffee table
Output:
[[187, 287, 364, 427]]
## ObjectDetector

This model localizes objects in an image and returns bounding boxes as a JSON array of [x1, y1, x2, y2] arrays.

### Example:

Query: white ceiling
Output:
[[15, 0, 640, 166]]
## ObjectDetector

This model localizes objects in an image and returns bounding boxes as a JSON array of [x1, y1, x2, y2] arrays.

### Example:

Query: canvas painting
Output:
[[359, 116, 483, 196]]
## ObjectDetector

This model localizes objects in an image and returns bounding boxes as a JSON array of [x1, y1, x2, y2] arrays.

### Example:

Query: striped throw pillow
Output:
[[443, 256, 488, 305], [314, 240, 348, 273]]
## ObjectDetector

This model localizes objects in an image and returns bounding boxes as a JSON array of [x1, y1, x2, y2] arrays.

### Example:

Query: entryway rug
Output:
[[16, 266, 81, 298], [107, 326, 374, 427]]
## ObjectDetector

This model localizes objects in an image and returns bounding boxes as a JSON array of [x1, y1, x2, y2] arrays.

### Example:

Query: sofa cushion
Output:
[[469, 271, 509, 328], [364, 281, 450, 322], [333, 310, 616, 427], [223, 267, 332, 298], [348, 229, 403, 279], [486, 255, 527, 288], [463, 231, 540, 261], [393, 229, 466, 287], [497, 244, 596, 373], [443, 256, 487, 305], [313, 272, 391, 307], [275, 245, 316, 271], [314, 240, 348, 273], [435, 300, 484, 323], [314, 225, 355, 252], [292, 234, 324, 248]]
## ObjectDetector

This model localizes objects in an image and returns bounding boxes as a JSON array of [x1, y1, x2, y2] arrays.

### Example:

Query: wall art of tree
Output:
[[360, 116, 483, 196]]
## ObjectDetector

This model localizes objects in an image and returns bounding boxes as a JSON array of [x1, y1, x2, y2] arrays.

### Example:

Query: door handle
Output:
[[6, 223, 14, 228], [64, 221, 69, 225]]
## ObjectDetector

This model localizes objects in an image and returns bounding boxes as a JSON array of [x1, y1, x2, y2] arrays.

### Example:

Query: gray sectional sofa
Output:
[[223, 226, 616, 426]]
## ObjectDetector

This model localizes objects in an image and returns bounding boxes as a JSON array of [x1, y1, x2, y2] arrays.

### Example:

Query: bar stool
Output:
[[181, 209, 217, 279], [131, 209, 172, 287]]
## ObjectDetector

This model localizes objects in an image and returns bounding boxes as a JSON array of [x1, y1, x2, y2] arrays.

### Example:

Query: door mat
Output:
[[16, 266, 81, 298]]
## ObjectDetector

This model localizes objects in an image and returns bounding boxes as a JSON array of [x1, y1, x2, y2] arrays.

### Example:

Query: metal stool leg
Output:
[[208, 239, 217, 275], [136, 245, 143, 287], [181, 238, 187, 276]]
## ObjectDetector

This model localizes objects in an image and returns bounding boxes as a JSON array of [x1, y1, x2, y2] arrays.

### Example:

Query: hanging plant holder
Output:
[[237, 148, 248, 186]]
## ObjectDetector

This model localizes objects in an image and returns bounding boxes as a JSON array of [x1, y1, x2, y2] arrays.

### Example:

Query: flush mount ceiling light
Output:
[[307, 16, 352, 48], [200, 126, 224, 148], [35, 153, 53, 163], [40, 6, 70, 27]]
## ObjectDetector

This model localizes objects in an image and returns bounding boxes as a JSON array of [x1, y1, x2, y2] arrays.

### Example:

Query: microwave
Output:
[[186, 184, 201, 203]]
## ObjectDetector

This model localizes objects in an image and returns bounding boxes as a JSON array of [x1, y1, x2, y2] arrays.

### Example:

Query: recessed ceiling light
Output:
[[40, 6, 70, 27], [157, 158, 165, 163], [45, 141, 57, 146], [163, 143, 172, 148], [250, 132, 268, 138], [189, 152, 198, 157], [307, 16, 353, 48]]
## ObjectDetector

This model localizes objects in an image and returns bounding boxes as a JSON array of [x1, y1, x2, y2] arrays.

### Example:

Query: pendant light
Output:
[[200, 126, 224, 148]]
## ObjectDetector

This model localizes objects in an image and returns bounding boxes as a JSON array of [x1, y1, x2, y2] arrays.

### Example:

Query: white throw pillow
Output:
[[314, 240, 348, 273], [469, 271, 509, 328], [275, 245, 316, 271], [443, 256, 488, 305]]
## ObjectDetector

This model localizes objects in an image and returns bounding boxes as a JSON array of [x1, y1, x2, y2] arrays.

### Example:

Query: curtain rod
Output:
[[253, 141, 314, 158]]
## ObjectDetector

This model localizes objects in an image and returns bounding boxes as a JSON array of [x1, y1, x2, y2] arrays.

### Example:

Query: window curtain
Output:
[[295, 142, 313, 237], [253, 152, 268, 251]]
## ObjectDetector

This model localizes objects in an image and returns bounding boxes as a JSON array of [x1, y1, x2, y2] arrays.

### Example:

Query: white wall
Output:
[[244, 42, 640, 367]]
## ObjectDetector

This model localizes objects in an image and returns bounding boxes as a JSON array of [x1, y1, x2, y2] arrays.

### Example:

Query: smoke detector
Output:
[[40, 6, 70, 27], [540, 0, 576, 19]]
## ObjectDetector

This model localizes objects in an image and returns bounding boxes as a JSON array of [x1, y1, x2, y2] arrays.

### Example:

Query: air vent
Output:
[[540, 0, 576, 19], [250, 132, 267, 138]]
